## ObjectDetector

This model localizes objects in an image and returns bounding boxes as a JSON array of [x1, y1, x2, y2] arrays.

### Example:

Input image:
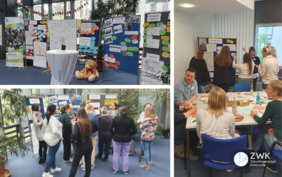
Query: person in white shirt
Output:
[[42, 105, 63, 177], [32, 104, 47, 166], [259, 45, 279, 89], [233, 53, 254, 85]]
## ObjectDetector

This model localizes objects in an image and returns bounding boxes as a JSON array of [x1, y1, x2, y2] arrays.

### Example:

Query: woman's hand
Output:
[[268, 128, 274, 135], [250, 110, 258, 117], [183, 106, 197, 118]]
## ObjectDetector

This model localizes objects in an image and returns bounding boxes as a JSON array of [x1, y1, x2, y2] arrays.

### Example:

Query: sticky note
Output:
[[253, 106, 265, 110], [167, 27, 170, 32], [143, 35, 147, 40], [85, 100, 91, 103], [162, 52, 169, 58], [162, 65, 168, 72], [149, 24, 155, 29], [157, 22, 163, 27], [132, 47, 139, 51], [128, 47, 133, 51], [98, 107, 101, 110], [162, 40, 169, 45], [159, 30, 166, 35], [101, 34, 106, 38], [162, 46, 169, 52], [143, 23, 149, 28], [144, 28, 149, 33], [244, 109, 253, 112], [167, 22, 170, 27], [192, 113, 196, 118], [143, 42, 148, 47], [121, 42, 126, 46], [125, 38, 131, 43], [112, 36, 117, 40], [161, 36, 169, 40], [227, 39, 234, 44], [127, 52, 133, 57]]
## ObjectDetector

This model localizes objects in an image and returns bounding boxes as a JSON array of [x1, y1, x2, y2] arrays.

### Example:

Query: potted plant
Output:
[[151, 89, 170, 138], [157, 63, 170, 85], [0, 89, 30, 176]]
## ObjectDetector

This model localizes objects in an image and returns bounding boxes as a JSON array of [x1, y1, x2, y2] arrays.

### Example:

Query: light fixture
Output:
[[179, 3, 194, 8]]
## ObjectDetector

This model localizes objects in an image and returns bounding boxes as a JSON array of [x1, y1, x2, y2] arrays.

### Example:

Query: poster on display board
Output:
[[24, 20, 48, 68], [197, 37, 237, 86], [48, 95, 81, 117], [78, 20, 101, 56], [48, 20, 77, 50], [103, 16, 140, 76], [141, 12, 170, 85], [5, 17, 24, 67], [0, 24, 2, 48], [86, 94, 118, 115]]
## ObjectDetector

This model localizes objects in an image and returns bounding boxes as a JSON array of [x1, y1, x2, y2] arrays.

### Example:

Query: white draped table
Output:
[[46, 50, 78, 85]]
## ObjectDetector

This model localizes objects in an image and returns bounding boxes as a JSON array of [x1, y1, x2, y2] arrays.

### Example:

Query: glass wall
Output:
[[33, 4, 42, 20], [74, 0, 92, 20], [52, 2, 64, 20]]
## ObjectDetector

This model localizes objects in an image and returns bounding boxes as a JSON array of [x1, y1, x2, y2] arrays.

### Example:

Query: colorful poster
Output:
[[5, 17, 24, 67]]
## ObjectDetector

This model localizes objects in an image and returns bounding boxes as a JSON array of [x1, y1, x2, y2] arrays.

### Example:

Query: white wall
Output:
[[54, 89, 64, 94], [174, 10, 212, 82]]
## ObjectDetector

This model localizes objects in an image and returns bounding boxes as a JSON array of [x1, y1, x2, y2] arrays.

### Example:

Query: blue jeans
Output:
[[262, 83, 268, 90], [253, 125, 273, 152], [141, 141, 153, 165], [97, 138, 111, 160], [44, 141, 61, 172]]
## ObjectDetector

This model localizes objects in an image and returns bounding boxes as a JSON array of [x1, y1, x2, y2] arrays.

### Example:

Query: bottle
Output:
[[232, 97, 237, 115], [256, 92, 260, 105], [250, 85, 253, 95]]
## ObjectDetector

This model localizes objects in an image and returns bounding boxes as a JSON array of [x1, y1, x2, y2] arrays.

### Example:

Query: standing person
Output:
[[243, 47, 260, 91], [139, 106, 159, 170], [81, 104, 99, 170], [232, 53, 254, 85], [213, 46, 232, 92], [42, 105, 63, 177], [189, 49, 211, 87], [59, 105, 73, 162], [96, 106, 113, 162], [271, 46, 277, 59], [108, 103, 119, 118], [69, 104, 77, 157], [251, 80, 282, 173], [110, 106, 137, 174], [69, 108, 99, 177], [32, 104, 47, 166], [258, 45, 279, 89], [136, 103, 152, 162]]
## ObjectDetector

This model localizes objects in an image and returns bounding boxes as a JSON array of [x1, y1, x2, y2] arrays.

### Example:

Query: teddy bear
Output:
[[75, 59, 99, 82]]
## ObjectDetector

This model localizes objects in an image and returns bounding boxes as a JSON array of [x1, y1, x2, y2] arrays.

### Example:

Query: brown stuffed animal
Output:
[[75, 60, 99, 82]]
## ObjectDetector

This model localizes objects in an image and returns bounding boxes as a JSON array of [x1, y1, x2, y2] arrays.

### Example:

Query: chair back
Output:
[[202, 134, 247, 162], [234, 82, 251, 92]]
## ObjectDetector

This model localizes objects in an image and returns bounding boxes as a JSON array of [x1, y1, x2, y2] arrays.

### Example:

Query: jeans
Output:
[[44, 140, 61, 172], [253, 125, 273, 152], [97, 138, 111, 160], [39, 140, 48, 161], [141, 141, 153, 165], [262, 83, 268, 90], [253, 77, 258, 91], [82, 136, 97, 167], [112, 141, 131, 172]]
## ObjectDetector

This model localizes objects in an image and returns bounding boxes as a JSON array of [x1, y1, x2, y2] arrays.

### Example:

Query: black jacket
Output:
[[72, 121, 99, 145], [213, 62, 232, 85], [189, 57, 211, 83], [98, 115, 113, 140], [110, 116, 137, 142]]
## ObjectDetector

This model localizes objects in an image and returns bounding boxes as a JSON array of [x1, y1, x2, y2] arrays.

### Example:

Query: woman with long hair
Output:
[[42, 105, 63, 177], [58, 104, 73, 162], [69, 108, 99, 177], [139, 106, 159, 170], [108, 103, 119, 118], [243, 47, 260, 91], [81, 104, 99, 170], [110, 106, 137, 174], [258, 46, 279, 89], [233, 53, 254, 85], [213, 46, 232, 92], [32, 104, 47, 166], [189, 49, 211, 87]]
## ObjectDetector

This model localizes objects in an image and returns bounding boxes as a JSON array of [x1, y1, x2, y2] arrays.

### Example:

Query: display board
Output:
[[103, 16, 141, 75], [24, 20, 48, 68], [141, 11, 170, 85], [25, 96, 45, 157], [47, 94, 81, 117], [78, 20, 101, 56], [5, 17, 24, 67], [0, 24, 2, 48], [48, 20, 77, 50], [197, 37, 237, 87], [86, 94, 118, 115]]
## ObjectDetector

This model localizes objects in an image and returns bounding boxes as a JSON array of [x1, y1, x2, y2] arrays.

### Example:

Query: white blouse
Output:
[[233, 60, 254, 79], [44, 115, 63, 146]]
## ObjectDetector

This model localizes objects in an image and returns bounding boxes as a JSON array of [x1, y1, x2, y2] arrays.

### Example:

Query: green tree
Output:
[[257, 33, 268, 63]]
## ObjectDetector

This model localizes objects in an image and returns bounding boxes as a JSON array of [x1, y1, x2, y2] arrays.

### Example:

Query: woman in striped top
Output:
[[139, 106, 159, 170]]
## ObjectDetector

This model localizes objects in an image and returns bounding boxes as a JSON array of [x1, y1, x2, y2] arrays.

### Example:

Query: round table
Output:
[[46, 50, 78, 85]]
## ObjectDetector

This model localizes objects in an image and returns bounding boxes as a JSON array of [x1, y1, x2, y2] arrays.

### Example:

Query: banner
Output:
[[5, 17, 24, 67]]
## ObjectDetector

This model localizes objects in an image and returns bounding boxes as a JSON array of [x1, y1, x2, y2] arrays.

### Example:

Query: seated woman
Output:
[[251, 80, 282, 174], [233, 53, 254, 85]]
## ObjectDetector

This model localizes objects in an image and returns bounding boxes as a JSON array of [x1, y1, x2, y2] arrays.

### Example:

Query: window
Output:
[[33, 0, 42, 4], [74, 0, 92, 20], [52, 2, 64, 20], [44, 4, 49, 15], [33, 4, 42, 20], [66, 1, 71, 16]]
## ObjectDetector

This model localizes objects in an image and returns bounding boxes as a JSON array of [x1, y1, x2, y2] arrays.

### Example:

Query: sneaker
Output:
[[140, 164, 149, 170], [39, 158, 43, 164], [113, 169, 118, 174], [95, 155, 102, 160], [266, 164, 278, 173], [138, 155, 144, 162], [91, 164, 95, 169], [101, 158, 108, 163], [226, 170, 233, 172], [81, 166, 86, 171], [42, 162, 45, 166], [149, 161, 153, 166], [124, 170, 129, 175], [79, 160, 82, 164], [42, 172, 53, 177], [63, 158, 73, 163], [51, 167, 61, 173]]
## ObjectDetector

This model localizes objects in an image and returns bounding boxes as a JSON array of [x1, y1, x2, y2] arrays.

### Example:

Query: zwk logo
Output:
[[250, 152, 271, 160], [5, 18, 9, 23], [234, 152, 249, 167]]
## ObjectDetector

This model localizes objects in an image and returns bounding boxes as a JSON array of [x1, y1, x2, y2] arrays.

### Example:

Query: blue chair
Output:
[[175, 140, 187, 170], [262, 141, 282, 177], [234, 82, 251, 92], [202, 134, 247, 176]]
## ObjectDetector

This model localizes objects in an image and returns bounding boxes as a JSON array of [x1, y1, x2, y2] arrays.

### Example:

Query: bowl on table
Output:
[[235, 115, 244, 122]]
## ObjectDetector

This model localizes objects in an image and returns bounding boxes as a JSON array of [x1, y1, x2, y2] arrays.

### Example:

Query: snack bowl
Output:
[[235, 115, 244, 122]]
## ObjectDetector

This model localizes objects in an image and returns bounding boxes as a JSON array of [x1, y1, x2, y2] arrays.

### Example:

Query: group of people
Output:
[[32, 102, 159, 177], [189, 45, 279, 92], [174, 46, 282, 173]]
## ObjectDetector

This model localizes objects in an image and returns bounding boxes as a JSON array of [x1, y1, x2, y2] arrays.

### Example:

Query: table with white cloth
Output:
[[46, 50, 78, 85], [185, 92, 272, 177]]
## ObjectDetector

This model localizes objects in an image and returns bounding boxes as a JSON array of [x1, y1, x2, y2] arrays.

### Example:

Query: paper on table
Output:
[[81, 23, 91, 32], [223, 44, 236, 51], [146, 53, 160, 62], [25, 31, 33, 45], [208, 38, 222, 44], [200, 96, 209, 98], [146, 39, 160, 49], [34, 42, 47, 54], [244, 109, 253, 112], [113, 17, 125, 24], [207, 44, 216, 52], [33, 55, 47, 68], [204, 51, 214, 71], [253, 106, 265, 110], [79, 37, 91, 47], [147, 13, 161, 22]]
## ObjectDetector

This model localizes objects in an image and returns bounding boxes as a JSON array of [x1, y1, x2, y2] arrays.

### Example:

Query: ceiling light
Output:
[[180, 3, 194, 8]]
